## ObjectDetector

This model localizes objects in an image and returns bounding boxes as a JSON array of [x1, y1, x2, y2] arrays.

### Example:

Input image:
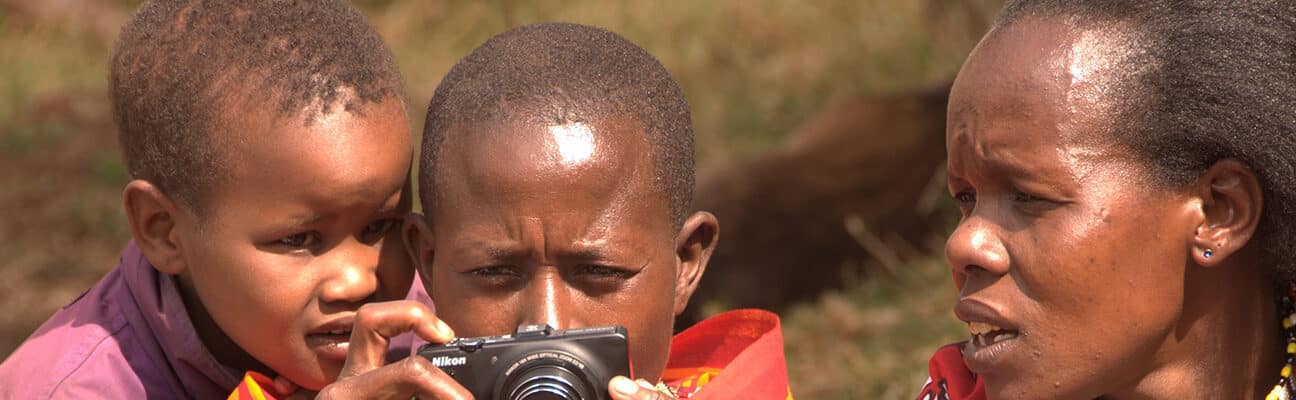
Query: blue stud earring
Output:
[[1204, 249, 1213, 259]]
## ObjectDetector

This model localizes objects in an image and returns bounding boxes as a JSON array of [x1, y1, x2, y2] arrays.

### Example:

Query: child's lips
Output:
[[305, 332, 351, 362], [306, 316, 355, 362]]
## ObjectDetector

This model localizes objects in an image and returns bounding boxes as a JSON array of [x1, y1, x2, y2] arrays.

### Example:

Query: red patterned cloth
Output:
[[226, 371, 290, 400], [661, 309, 793, 400], [916, 342, 985, 400]]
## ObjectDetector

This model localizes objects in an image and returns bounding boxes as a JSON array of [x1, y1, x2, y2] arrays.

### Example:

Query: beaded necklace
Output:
[[1266, 283, 1296, 400]]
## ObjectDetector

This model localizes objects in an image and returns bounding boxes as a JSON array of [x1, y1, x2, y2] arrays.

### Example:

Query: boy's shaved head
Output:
[[110, 0, 404, 211], [421, 22, 694, 225]]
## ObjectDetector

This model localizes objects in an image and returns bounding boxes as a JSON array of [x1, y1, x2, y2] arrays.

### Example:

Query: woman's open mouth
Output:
[[963, 321, 1020, 370]]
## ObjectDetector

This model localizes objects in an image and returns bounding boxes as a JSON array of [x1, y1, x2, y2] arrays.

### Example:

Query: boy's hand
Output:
[[314, 301, 474, 400], [608, 376, 678, 400]]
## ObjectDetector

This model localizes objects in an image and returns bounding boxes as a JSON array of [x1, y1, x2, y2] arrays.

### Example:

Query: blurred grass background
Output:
[[0, 0, 1001, 398]]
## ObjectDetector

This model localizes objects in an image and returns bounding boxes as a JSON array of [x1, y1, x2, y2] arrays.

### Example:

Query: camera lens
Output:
[[503, 365, 596, 400]]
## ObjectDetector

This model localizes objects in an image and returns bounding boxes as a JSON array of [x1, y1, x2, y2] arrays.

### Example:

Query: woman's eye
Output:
[[360, 218, 400, 242], [1012, 190, 1048, 203], [277, 232, 318, 248], [953, 190, 976, 205]]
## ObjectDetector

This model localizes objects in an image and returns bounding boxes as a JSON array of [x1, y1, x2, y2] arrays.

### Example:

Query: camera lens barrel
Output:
[[503, 363, 596, 400]]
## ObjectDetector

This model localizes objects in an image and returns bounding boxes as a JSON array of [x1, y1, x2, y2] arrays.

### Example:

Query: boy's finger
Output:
[[318, 356, 472, 400], [340, 301, 454, 379], [608, 376, 676, 400]]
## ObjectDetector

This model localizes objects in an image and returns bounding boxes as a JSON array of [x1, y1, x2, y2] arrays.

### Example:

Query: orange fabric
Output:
[[662, 309, 793, 400], [227, 371, 288, 400]]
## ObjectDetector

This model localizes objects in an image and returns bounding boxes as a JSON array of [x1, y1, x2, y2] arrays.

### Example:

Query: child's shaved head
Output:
[[421, 22, 694, 225], [110, 0, 404, 212]]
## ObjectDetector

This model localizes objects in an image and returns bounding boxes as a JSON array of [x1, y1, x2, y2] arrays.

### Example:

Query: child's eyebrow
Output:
[[287, 214, 324, 226]]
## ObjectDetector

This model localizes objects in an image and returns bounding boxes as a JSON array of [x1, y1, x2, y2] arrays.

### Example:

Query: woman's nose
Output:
[[945, 214, 1010, 283]]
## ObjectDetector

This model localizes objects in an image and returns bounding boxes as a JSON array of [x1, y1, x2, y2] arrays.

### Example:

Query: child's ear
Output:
[[402, 213, 436, 280], [672, 211, 719, 316], [1189, 159, 1263, 267], [123, 180, 186, 275]]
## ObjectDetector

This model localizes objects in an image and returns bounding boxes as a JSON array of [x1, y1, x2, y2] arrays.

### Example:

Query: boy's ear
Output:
[[672, 211, 719, 316], [1189, 159, 1263, 267], [123, 180, 187, 275], [402, 213, 436, 280]]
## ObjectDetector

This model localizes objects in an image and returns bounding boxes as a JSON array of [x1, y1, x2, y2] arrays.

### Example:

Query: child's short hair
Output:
[[421, 22, 695, 225], [110, 0, 404, 212]]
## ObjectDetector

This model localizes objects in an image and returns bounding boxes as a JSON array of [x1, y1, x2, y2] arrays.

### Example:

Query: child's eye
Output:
[[276, 232, 319, 248], [359, 218, 400, 243]]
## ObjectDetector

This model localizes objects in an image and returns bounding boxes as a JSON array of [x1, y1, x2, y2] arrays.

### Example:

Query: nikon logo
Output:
[[430, 355, 467, 367]]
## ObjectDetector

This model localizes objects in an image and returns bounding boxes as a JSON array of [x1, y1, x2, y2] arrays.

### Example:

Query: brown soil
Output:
[[681, 84, 954, 325]]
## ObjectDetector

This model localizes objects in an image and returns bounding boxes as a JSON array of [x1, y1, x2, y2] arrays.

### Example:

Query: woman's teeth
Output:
[[968, 322, 1018, 346], [327, 330, 348, 335]]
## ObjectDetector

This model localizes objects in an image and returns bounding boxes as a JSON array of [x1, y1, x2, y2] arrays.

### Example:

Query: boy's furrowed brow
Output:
[[558, 247, 616, 261]]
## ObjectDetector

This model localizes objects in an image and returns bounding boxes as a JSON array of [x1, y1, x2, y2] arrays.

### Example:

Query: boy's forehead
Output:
[[434, 116, 660, 214]]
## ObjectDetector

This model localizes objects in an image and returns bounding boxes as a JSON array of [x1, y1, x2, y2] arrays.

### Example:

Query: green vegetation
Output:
[[0, 1, 996, 397]]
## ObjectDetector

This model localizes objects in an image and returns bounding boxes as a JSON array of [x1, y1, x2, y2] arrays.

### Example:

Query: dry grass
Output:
[[0, 1, 992, 398]]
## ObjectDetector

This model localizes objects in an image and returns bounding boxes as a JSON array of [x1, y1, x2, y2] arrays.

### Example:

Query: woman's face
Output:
[[945, 18, 1202, 398]]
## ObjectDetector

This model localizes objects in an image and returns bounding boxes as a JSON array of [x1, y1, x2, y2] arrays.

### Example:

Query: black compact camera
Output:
[[417, 324, 631, 400]]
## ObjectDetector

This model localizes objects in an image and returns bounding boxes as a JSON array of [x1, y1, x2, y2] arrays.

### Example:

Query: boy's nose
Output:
[[519, 270, 580, 330], [319, 240, 380, 304]]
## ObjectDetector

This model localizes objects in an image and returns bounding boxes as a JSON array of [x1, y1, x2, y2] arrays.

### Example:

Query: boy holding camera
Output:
[[239, 23, 793, 400]]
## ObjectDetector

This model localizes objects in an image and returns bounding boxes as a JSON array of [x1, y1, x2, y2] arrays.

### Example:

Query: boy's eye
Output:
[[467, 265, 526, 288], [359, 218, 400, 243], [277, 232, 319, 248], [576, 264, 631, 278], [472, 265, 522, 277]]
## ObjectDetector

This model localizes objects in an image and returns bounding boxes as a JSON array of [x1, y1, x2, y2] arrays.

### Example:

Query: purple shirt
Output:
[[0, 242, 431, 399]]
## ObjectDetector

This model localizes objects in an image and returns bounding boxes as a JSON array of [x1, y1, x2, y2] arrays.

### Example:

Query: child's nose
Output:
[[318, 240, 380, 304]]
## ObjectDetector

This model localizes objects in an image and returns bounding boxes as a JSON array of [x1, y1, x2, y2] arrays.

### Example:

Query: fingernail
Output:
[[436, 319, 454, 338], [612, 376, 639, 395], [637, 379, 657, 390]]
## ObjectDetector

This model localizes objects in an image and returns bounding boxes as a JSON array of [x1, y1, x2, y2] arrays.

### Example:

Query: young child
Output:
[[277, 23, 794, 400], [0, 1, 444, 398]]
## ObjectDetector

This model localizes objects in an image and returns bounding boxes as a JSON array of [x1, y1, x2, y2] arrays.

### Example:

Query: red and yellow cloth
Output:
[[228, 309, 793, 399], [916, 342, 985, 400], [227, 372, 290, 400], [661, 309, 793, 400]]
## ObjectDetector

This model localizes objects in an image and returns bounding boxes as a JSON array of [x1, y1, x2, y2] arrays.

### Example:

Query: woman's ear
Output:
[[673, 211, 720, 316], [1190, 159, 1263, 267], [402, 213, 436, 281], [123, 180, 187, 275]]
